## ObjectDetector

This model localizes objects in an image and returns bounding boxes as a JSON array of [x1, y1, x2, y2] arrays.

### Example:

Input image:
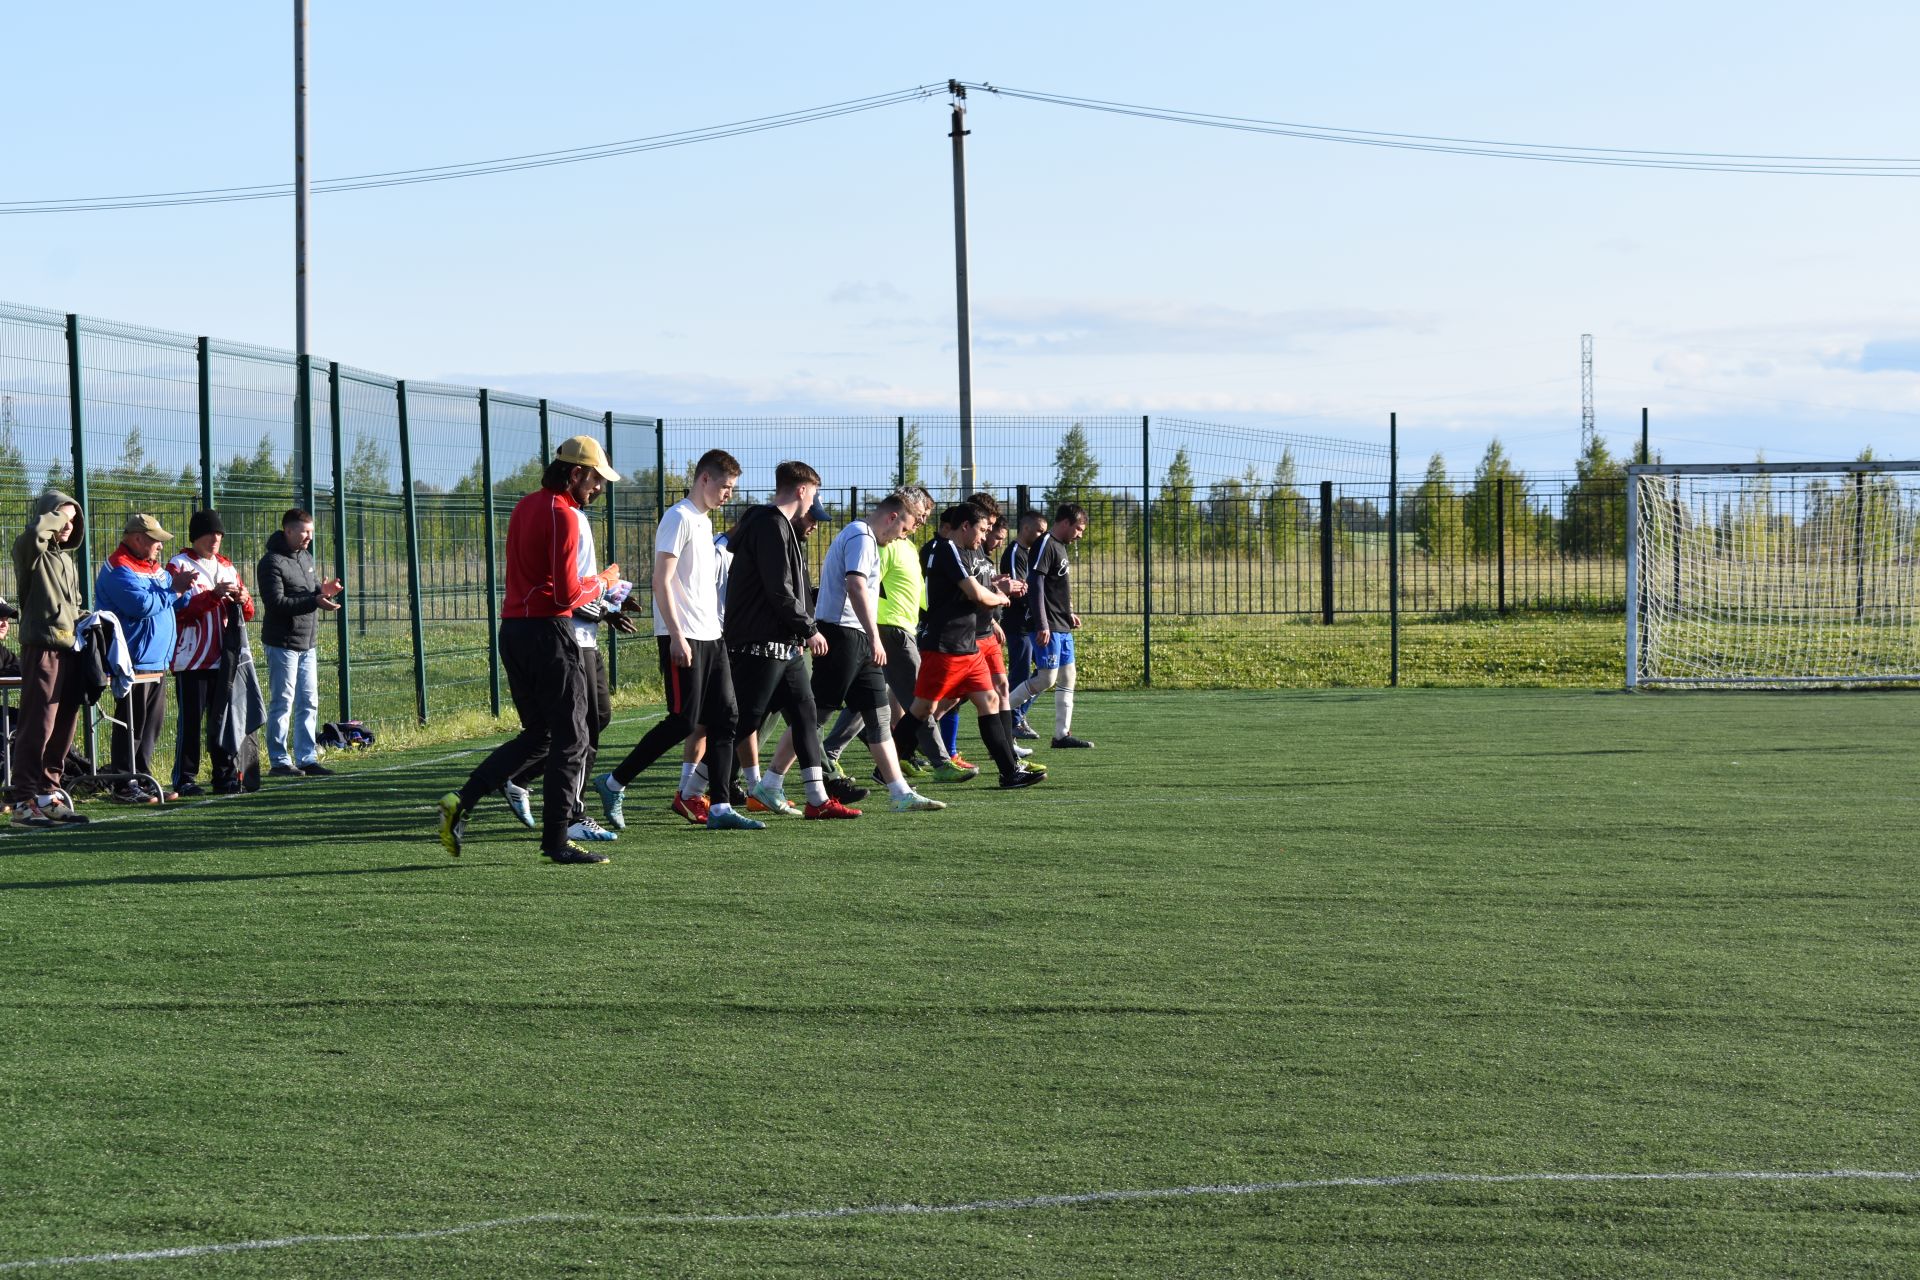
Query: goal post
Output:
[[1626, 460, 1920, 688]]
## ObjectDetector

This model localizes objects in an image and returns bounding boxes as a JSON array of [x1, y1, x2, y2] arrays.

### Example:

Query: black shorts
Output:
[[729, 646, 815, 737], [812, 624, 889, 713], [658, 635, 736, 733]]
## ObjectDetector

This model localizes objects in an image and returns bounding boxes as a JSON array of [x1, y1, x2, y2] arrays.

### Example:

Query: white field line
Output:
[[2, 1169, 1915, 1272], [1, 714, 665, 843]]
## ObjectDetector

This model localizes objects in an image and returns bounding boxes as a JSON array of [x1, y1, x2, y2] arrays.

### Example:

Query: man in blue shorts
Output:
[[1005, 502, 1093, 748]]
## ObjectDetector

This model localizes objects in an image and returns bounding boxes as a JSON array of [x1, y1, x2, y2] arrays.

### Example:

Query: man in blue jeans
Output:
[[256, 508, 342, 778]]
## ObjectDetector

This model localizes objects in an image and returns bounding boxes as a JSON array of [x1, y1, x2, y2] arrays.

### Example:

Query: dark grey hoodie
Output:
[[257, 527, 324, 651]]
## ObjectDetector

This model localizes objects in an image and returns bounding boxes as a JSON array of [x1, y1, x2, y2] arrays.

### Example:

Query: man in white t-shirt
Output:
[[592, 448, 762, 832], [764, 492, 945, 813]]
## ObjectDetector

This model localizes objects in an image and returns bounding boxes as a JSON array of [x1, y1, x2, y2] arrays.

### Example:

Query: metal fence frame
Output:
[[0, 302, 1659, 728]]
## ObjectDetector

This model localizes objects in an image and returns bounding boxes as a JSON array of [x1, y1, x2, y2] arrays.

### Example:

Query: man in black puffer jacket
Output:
[[256, 508, 342, 779]]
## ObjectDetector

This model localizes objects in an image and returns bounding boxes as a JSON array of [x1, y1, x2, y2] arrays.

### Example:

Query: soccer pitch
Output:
[[3, 689, 1916, 1276]]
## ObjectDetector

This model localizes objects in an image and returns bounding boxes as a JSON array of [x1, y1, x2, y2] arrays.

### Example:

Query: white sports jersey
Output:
[[653, 498, 722, 641]]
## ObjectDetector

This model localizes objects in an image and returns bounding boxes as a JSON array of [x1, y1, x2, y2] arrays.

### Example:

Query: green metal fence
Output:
[[1, 300, 1643, 734]]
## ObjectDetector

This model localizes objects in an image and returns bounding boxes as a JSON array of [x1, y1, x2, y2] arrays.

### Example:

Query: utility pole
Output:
[[294, 0, 310, 359], [1580, 333, 1595, 452], [949, 79, 975, 495], [293, 0, 315, 509]]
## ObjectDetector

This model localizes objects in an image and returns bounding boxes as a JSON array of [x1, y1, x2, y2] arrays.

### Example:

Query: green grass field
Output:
[[3, 689, 1917, 1276]]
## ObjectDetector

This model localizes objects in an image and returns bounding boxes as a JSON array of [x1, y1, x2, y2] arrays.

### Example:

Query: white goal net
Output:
[[1627, 461, 1920, 687]]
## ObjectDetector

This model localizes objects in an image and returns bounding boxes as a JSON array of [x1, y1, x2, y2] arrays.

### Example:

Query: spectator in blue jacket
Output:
[[95, 514, 196, 802]]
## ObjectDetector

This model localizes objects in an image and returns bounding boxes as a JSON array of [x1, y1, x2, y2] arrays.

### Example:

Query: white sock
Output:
[[800, 766, 828, 806], [768, 768, 788, 796], [743, 764, 762, 789], [1056, 664, 1077, 735], [679, 762, 697, 794], [709, 801, 733, 817], [886, 778, 913, 800], [681, 762, 707, 801]]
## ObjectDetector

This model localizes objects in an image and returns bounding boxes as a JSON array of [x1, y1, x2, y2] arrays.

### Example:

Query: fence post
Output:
[[1496, 475, 1508, 615], [328, 361, 351, 722], [479, 390, 501, 717], [1388, 413, 1399, 687], [295, 353, 316, 513], [654, 418, 666, 517], [396, 380, 429, 725], [897, 416, 907, 487], [605, 410, 619, 692], [1318, 479, 1335, 625], [196, 337, 214, 511], [63, 315, 92, 608], [1141, 415, 1152, 687], [65, 314, 95, 766], [538, 398, 551, 465], [1640, 407, 1650, 465], [1015, 483, 1030, 518]]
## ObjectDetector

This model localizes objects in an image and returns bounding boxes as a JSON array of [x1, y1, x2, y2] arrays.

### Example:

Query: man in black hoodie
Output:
[[722, 461, 860, 820], [257, 508, 342, 779]]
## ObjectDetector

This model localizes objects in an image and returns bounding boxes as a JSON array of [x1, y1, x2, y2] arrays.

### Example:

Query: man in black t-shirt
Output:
[[1006, 502, 1093, 748], [889, 502, 1042, 790]]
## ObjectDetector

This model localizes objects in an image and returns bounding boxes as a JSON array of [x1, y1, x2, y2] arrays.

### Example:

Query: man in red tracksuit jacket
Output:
[[438, 436, 621, 865]]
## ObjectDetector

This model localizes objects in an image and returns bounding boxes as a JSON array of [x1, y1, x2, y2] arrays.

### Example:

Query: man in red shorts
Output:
[[891, 502, 1043, 791]]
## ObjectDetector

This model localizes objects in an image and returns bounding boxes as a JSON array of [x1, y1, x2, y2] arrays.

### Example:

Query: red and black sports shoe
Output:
[[803, 797, 862, 820], [671, 793, 711, 825]]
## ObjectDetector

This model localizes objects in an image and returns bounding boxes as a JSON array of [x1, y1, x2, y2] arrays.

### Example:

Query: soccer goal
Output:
[[1626, 460, 1920, 688]]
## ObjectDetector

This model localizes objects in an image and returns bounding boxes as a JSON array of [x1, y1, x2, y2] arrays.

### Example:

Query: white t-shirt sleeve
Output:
[[655, 503, 690, 559]]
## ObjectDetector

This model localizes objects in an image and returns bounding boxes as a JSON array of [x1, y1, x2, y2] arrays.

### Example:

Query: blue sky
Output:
[[6, 1, 1920, 478]]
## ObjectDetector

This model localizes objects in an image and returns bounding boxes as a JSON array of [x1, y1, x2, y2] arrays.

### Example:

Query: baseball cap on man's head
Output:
[[555, 435, 620, 482], [0, 596, 18, 621], [805, 495, 829, 524], [124, 513, 171, 541]]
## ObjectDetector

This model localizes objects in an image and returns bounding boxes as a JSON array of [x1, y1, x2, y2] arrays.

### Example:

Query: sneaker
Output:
[[268, 764, 303, 778], [569, 816, 618, 842], [216, 779, 244, 796], [175, 781, 206, 799], [300, 762, 335, 777], [931, 760, 978, 783], [803, 796, 862, 820], [437, 792, 466, 858], [545, 841, 611, 865], [40, 797, 90, 825], [671, 793, 711, 825], [728, 780, 749, 808], [747, 781, 801, 817], [888, 789, 947, 812], [706, 807, 767, 831], [1013, 744, 1033, 758], [897, 754, 928, 778], [500, 782, 536, 829], [825, 775, 870, 805], [1051, 734, 1095, 749], [821, 753, 848, 781], [950, 753, 978, 772], [11, 800, 54, 828], [1011, 716, 1040, 741], [1019, 758, 1047, 774], [998, 769, 1047, 790], [110, 787, 157, 805], [592, 773, 627, 831]]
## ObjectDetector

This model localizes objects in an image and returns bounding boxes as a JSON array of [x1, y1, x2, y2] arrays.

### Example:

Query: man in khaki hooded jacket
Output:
[[10, 490, 90, 827]]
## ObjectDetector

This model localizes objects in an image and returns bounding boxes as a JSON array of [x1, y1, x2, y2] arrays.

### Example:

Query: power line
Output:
[[0, 86, 944, 215], [966, 83, 1920, 177]]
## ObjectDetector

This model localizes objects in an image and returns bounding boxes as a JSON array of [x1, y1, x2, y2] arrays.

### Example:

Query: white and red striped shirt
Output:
[[168, 551, 255, 672]]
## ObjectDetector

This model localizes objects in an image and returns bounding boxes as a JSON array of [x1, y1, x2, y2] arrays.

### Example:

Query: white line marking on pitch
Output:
[[1, 1168, 1914, 1271]]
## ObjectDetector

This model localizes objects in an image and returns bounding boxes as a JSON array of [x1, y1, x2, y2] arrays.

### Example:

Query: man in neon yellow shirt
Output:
[[821, 485, 931, 772]]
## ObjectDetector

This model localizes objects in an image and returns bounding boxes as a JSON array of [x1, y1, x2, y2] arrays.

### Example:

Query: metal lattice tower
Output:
[[1580, 333, 1595, 450]]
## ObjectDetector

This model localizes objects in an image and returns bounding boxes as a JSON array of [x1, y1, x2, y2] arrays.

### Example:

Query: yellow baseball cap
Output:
[[555, 435, 620, 482]]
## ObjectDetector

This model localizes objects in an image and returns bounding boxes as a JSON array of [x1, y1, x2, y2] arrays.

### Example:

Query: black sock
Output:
[[977, 710, 1020, 779]]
